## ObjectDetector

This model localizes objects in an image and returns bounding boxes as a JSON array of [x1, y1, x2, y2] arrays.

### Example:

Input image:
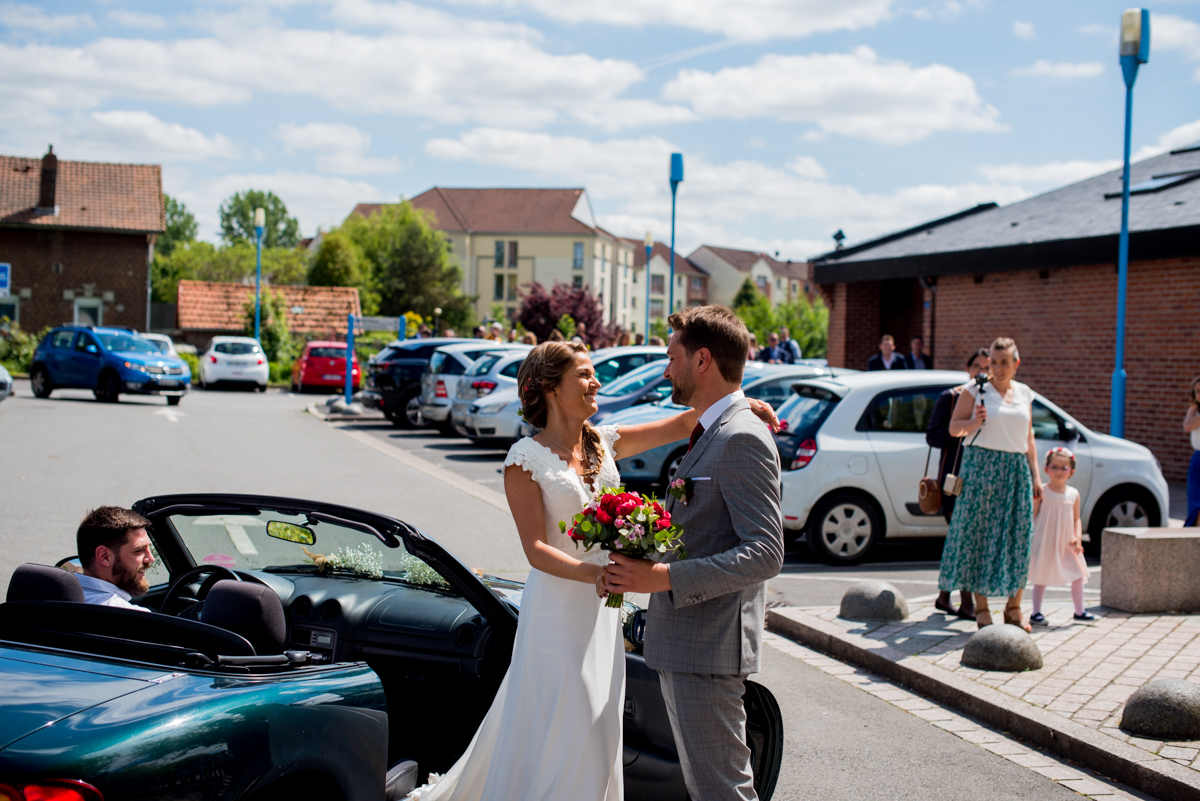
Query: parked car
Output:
[[291, 340, 361, 393], [607, 363, 840, 486], [0, 364, 11, 402], [419, 343, 530, 433], [591, 358, 671, 424], [199, 336, 270, 391], [774, 370, 1170, 564], [0, 493, 784, 801], [361, 337, 477, 428], [139, 332, 178, 356], [29, 326, 191, 405], [451, 349, 531, 437]]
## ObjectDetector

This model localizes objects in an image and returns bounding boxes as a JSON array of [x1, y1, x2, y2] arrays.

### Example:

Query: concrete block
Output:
[[1101, 528, 1200, 614], [962, 624, 1043, 672], [1121, 680, 1200, 740], [839, 580, 908, 622]]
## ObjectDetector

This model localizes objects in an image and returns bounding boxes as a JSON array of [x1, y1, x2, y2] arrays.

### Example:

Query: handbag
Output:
[[918, 446, 942, 515]]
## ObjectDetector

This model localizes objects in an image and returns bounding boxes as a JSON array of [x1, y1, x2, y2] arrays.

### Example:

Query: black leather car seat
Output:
[[7, 564, 85, 602], [200, 581, 286, 655]]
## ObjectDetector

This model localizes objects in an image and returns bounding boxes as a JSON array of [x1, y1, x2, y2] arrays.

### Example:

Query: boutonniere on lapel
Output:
[[668, 477, 695, 505]]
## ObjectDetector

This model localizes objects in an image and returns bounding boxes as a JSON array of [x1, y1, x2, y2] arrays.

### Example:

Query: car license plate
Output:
[[230, 360, 248, 366], [323, 374, 342, 380], [158, 380, 181, 388]]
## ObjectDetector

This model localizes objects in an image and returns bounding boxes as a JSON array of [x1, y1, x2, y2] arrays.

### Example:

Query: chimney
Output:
[[36, 145, 58, 216]]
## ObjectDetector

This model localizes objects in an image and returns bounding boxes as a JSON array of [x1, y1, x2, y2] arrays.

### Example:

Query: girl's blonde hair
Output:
[[516, 342, 601, 482], [990, 336, 1019, 360]]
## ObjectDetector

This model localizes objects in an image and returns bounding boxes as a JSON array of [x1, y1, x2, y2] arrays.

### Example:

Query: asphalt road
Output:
[[0, 381, 1141, 799]]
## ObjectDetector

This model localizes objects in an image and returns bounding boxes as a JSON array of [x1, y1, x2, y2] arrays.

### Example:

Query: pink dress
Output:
[[1029, 485, 1090, 586]]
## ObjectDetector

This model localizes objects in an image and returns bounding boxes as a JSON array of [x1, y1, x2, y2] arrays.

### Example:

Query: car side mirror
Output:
[[623, 608, 647, 653], [1061, 420, 1080, 442], [86, 344, 99, 355]]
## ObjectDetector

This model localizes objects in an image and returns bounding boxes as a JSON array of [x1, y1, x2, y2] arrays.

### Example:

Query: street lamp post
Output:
[[668, 153, 683, 322], [643, 231, 653, 337], [253, 207, 265, 342], [1111, 8, 1150, 439], [433, 307, 442, 337]]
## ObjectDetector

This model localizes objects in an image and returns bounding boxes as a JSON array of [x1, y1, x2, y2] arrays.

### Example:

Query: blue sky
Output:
[[2, 0, 1199, 259]]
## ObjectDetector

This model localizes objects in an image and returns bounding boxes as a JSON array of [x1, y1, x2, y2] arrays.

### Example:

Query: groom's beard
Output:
[[671, 372, 695, 406], [112, 559, 150, 597]]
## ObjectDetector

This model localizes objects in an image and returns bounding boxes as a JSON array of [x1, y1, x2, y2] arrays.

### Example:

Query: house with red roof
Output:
[[174, 280, 361, 348], [0, 146, 164, 331], [350, 188, 641, 331], [618, 238, 708, 325], [687, 245, 814, 309]]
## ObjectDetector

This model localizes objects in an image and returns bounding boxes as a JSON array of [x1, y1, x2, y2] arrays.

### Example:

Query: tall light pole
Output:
[[1111, 8, 1150, 439], [253, 207, 265, 342], [643, 231, 653, 337], [668, 153, 683, 321]]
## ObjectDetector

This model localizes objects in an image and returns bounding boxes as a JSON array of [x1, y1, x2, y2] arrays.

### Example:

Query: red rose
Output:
[[595, 509, 614, 525], [583, 506, 596, 517], [616, 497, 639, 518], [655, 510, 671, 530], [651, 502, 666, 518], [599, 494, 620, 515], [568, 527, 584, 541]]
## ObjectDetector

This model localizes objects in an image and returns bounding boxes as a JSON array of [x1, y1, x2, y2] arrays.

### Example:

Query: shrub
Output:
[[0, 322, 50, 375], [178, 351, 200, 381]]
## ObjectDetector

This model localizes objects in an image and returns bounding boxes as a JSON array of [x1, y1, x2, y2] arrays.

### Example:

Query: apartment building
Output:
[[688, 245, 813, 308], [621, 240, 708, 327]]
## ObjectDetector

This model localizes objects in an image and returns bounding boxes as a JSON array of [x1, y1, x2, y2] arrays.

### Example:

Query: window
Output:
[[1031, 400, 1076, 441], [859, 388, 948, 433], [508, 241, 518, 268], [622, 285, 627, 308], [631, 295, 637, 310], [649, 298, 664, 319], [74, 297, 102, 326], [744, 378, 792, 409], [755, 276, 769, 293], [466, 355, 502, 377], [0, 298, 17, 324], [690, 277, 703, 292], [650, 274, 665, 294], [494, 240, 505, 267], [632, 270, 638, 284], [309, 347, 351, 360], [572, 276, 583, 289], [215, 342, 260, 355], [74, 333, 98, 353], [506, 277, 517, 301], [573, 242, 584, 270], [52, 330, 74, 349], [494, 274, 505, 301], [500, 359, 524, 379]]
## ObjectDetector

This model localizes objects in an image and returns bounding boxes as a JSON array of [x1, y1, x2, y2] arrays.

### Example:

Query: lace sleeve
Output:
[[504, 438, 543, 476], [596, 424, 620, 458]]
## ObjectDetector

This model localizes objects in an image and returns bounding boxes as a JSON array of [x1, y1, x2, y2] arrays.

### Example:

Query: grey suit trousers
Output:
[[659, 670, 757, 801]]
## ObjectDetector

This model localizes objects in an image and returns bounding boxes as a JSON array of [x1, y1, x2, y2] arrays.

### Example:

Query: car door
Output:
[[69, 332, 104, 388], [1031, 398, 1092, 502], [862, 385, 956, 530], [43, 330, 76, 383]]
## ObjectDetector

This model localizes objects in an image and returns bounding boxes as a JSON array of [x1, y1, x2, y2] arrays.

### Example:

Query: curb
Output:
[[766, 607, 1200, 801]]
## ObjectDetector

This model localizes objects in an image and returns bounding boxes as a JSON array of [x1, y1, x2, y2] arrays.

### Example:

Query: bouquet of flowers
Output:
[[560, 487, 686, 608]]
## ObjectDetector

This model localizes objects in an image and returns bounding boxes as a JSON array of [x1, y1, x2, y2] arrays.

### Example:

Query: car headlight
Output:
[[123, 361, 148, 373]]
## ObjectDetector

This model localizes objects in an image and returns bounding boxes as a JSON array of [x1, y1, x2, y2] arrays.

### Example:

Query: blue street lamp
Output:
[[1111, 8, 1150, 439], [643, 231, 653, 337], [253, 207, 265, 342], [668, 153, 683, 322]]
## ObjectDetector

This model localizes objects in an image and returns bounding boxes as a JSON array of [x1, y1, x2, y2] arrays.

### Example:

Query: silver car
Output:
[[419, 342, 529, 433], [451, 350, 530, 437], [0, 364, 11, 402]]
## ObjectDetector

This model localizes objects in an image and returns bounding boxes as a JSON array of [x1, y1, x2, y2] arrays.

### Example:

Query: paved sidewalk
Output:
[[768, 602, 1200, 800]]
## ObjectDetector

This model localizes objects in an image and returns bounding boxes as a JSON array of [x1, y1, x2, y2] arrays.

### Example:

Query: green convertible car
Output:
[[0, 494, 783, 801]]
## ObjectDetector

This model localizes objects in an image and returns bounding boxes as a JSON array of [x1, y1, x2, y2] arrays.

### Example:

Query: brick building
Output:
[[0, 147, 163, 331], [175, 280, 361, 348], [814, 143, 1200, 480]]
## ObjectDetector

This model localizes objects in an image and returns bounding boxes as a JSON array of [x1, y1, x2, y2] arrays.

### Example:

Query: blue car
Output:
[[30, 326, 191, 405], [608, 363, 840, 486]]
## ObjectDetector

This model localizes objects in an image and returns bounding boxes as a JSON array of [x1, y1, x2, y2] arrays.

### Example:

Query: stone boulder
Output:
[[839, 581, 908, 622], [1121, 680, 1200, 740], [961, 624, 1043, 672]]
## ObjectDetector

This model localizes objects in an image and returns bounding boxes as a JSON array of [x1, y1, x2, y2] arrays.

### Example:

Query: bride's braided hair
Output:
[[518, 341, 602, 482]]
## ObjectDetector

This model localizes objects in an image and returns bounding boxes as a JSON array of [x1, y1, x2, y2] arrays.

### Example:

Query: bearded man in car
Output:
[[74, 506, 154, 612]]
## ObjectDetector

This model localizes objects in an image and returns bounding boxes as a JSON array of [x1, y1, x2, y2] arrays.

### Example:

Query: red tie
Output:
[[688, 422, 705, 453]]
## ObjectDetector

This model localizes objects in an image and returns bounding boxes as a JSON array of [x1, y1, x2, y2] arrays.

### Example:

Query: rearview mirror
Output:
[[266, 521, 316, 545]]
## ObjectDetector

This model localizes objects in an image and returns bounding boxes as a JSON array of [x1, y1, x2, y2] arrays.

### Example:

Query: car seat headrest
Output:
[[200, 581, 286, 655], [7, 564, 85, 603]]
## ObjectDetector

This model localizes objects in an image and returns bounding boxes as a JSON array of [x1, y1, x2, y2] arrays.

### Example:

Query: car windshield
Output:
[[467, 354, 502, 376], [216, 342, 260, 355], [97, 333, 159, 354], [776, 386, 840, 439], [165, 509, 456, 592], [599, 360, 667, 397], [310, 347, 350, 359], [146, 339, 173, 354]]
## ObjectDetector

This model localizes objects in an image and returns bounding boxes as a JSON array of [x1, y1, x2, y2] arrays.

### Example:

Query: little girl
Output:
[[1029, 447, 1094, 624]]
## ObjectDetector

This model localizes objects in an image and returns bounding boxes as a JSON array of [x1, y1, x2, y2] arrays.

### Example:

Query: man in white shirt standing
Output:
[[74, 506, 155, 611]]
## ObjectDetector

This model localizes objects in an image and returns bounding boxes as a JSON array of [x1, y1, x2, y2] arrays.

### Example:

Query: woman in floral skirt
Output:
[[937, 337, 1043, 630]]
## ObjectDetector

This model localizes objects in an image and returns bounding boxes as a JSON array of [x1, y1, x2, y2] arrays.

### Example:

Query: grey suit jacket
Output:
[[644, 398, 784, 675]]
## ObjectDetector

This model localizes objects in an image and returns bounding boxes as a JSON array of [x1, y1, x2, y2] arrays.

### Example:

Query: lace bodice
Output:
[[504, 425, 622, 566]]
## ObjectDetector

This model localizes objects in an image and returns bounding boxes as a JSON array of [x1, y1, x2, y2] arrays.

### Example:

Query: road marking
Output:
[[191, 515, 261, 555], [154, 408, 186, 423]]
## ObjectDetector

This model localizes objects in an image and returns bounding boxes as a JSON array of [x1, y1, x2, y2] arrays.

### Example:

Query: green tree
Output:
[[342, 201, 475, 332], [308, 230, 379, 314], [219, 190, 300, 249], [151, 241, 309, 303], [776, 296, 829, 359], [731, 277, 760, 310], [735, 292, 777, 348], [158, 194, 198, 258], [243, 288, 296, 363]]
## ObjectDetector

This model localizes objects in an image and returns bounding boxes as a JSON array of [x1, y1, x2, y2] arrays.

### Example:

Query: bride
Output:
[[410, 340, 777, 800]]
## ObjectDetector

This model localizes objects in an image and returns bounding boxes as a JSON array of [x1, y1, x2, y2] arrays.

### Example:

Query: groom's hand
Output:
[[606, 554, 672, 594]]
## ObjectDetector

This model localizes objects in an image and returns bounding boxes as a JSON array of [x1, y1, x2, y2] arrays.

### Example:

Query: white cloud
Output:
[[978, 159, 1120, 187], [107, 10, 168, 30], [1133, 117, 1200, 161], [1013, 21, 1035, 40], [425, 127, 1032, 260], [661, 47, 1005, 145], [1011, 60, 1104, 78], [1155, 13, 1200, 79], [0, 2, 93, 34], [2, 110, 237, 165], [449, 0, 894, 42], [277, 122, 403, 175]]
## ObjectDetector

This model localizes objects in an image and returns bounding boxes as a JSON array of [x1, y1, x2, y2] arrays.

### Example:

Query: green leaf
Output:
[[558, 520, 567, 533]]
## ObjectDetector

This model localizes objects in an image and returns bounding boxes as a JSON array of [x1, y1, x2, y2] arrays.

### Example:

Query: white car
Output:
[[776, 370, 1169, 564], [451, 350, 531, 437], [419, 342, 530, 432], [199, 336, 269, 391], [140, 333, 178, 356], [0, 364, 11, 402]]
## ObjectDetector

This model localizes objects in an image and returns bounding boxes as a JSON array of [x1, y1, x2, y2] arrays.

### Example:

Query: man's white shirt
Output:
[[76, 572, 149, 611], [699, 389, 745, 431]]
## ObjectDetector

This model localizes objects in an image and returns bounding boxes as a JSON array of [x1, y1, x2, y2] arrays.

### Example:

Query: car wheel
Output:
[[807, 492, 883, 564], [398, 390, 423, 429], [167, 395, 182, 406], [30, 366, 52, 398], [257, 384, 267, 393], [1085, 486, 1158, 557], [96, 371, 121, 403], [659, 446, 689, 486]]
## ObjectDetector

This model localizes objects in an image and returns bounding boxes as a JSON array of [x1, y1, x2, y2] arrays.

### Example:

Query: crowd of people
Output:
[[746, 326, 804, 363], [867, 334, 929, 370], [411, 318, 670, 350]]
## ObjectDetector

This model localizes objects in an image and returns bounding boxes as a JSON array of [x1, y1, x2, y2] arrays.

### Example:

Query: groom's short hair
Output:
[[668, 305, 749, 384]]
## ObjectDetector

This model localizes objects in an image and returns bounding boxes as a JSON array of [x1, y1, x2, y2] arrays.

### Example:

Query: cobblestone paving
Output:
[[805, 602, 1200, 774], [764, 632, 1157, 800]]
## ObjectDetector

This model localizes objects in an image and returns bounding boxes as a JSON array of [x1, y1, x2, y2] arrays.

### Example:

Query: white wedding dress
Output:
[[410, 425, 625, 801]]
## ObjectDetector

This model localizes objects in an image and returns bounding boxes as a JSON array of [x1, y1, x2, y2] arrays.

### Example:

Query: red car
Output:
[[291, 341, 361, 393]]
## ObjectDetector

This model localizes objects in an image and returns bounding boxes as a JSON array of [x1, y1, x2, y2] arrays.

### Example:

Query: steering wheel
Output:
[[162, 564, 241, 617]]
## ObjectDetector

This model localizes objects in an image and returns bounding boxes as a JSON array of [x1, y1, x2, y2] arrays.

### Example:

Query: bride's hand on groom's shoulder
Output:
[[606, 553, 672, 594], [748, 398, 781, 432]]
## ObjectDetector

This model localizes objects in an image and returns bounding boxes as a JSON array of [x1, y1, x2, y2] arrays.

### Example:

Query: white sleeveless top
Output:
[[503, 425, 622, 566], [966, 380, 1033, 454], [1191, 426, 1200, 451]]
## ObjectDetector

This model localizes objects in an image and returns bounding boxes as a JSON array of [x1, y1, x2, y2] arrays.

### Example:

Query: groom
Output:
[[606, 305, 784, 801]]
